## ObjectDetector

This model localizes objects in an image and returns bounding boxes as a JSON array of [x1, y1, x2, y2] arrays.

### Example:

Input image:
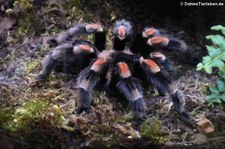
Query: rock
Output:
[[0, 17, 16, 30], [191, 133, 207, 145], [197, 118, 214, 134]]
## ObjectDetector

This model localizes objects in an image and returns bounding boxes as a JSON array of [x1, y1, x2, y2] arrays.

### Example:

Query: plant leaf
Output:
[[206, 35, 225, 50], [206, 46, 220, 58], [207, 94, 221, 104], [217, 79, 225, 92], [211, 59, 225, 73], [207, 94, 217, 100], [202, 56, 212, 64], [211, 25, 225, 36], [219, 93, 225, 101], [197, 27, 225, 74], [198, 25, 225, 105], [209, 86, 219, 94]]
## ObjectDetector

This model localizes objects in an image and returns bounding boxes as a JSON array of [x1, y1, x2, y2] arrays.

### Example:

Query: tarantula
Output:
[[35, 19, 195, 125]]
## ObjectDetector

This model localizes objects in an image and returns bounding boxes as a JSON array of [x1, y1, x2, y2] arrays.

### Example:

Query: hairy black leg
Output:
[[94, 31, 106, 52], [48, 23, 104, 47], [116, 62, 147, 121], [141, 56, 195, 126], [76, 58, 108, 114], [113, 38, 127, 51], [35, 55, 55, 81], [76, 88, 92, 114], [169, 83, 196, 126], [140, 58, 171, 96], [76, 69, 100, 114], [36, 43, 73, 81], [150, 52, 174, 73], [47, 24, 86, 47], [147, 36, 198, 65], [150, 52, 176, 84], [130, 33, 155, 58], [117, 77, 147, 120], [117, 77, 147, 119], [104, 67, 117, 96], [147, 36, 188, 52], [57, 24, 86, 44], [167, 38, 188, 52]]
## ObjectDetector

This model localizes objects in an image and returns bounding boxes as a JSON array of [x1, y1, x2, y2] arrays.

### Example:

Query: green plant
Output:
[[140, 117, 168, 144], [197, 25, 225, 104], [66, 0, 81, 9], [1, 100, 64, 132], [18, 0, 33, 11]]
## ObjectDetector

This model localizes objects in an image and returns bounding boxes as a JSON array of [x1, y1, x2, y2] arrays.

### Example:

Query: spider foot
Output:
[[76, 88, 92, 114], [30, 75, 46, 87], [76, 106, 91, 115], [177, 112, 196, 127], [130, 98, 147, 121]]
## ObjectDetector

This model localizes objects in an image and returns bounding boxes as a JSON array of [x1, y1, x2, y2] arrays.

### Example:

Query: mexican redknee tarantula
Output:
[[35, 19, 195, 125]]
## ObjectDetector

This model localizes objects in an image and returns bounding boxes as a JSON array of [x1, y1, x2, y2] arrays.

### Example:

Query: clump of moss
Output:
[[1, 99, 64, 132], [0, 108, 14, 128], [16, 0, 33, 11], [26, 59, 41, 75], [140, 116, 169, 144], [0, 86, 12, 102], [17, 13, 36, 34], [66, 0, 81, 10]]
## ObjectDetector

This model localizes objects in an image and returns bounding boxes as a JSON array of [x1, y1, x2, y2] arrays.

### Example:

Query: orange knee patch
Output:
[[147, 36, 169, 47], [143, 28, 158, 37], [93, 58, 107, 65], [79, 45, 94, 53], [150, 52, 166, 61], [91, 58, 107, 72], [117, 62, 131, 78], [86, 23, 103, 32], [143, 59, 160, 73]]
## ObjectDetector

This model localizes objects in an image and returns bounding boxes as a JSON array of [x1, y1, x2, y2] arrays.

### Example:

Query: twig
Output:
[[207, 137, 225, 142]]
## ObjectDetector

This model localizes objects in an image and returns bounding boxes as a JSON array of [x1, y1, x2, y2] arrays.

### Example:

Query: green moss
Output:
[[0, 108, 14, 126], [0, 86, 12, 101], [12, 1, 35, 34], [85, 13, 94, 22], [66, 0, 81, 10], [47, 26, 60, 35], [140, 116, 169, 144], [145, 90, 157, 99], [86, 133, 120, 148], [201, 84, 210, 95], [17, 0, 33, 11], [13, 100, 50, 130], [18, 14, 34, 34], [1, 99, 64, 132], [26, 59, 41, 74], [0, 55, 10, 65]]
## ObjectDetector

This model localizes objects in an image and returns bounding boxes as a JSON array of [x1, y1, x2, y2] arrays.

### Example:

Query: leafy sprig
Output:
[[197, 25, 225, 74], [197, 25, 225, 104]]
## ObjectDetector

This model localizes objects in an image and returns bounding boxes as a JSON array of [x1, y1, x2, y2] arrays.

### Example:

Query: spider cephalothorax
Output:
[[35, 19, 195, 125]]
